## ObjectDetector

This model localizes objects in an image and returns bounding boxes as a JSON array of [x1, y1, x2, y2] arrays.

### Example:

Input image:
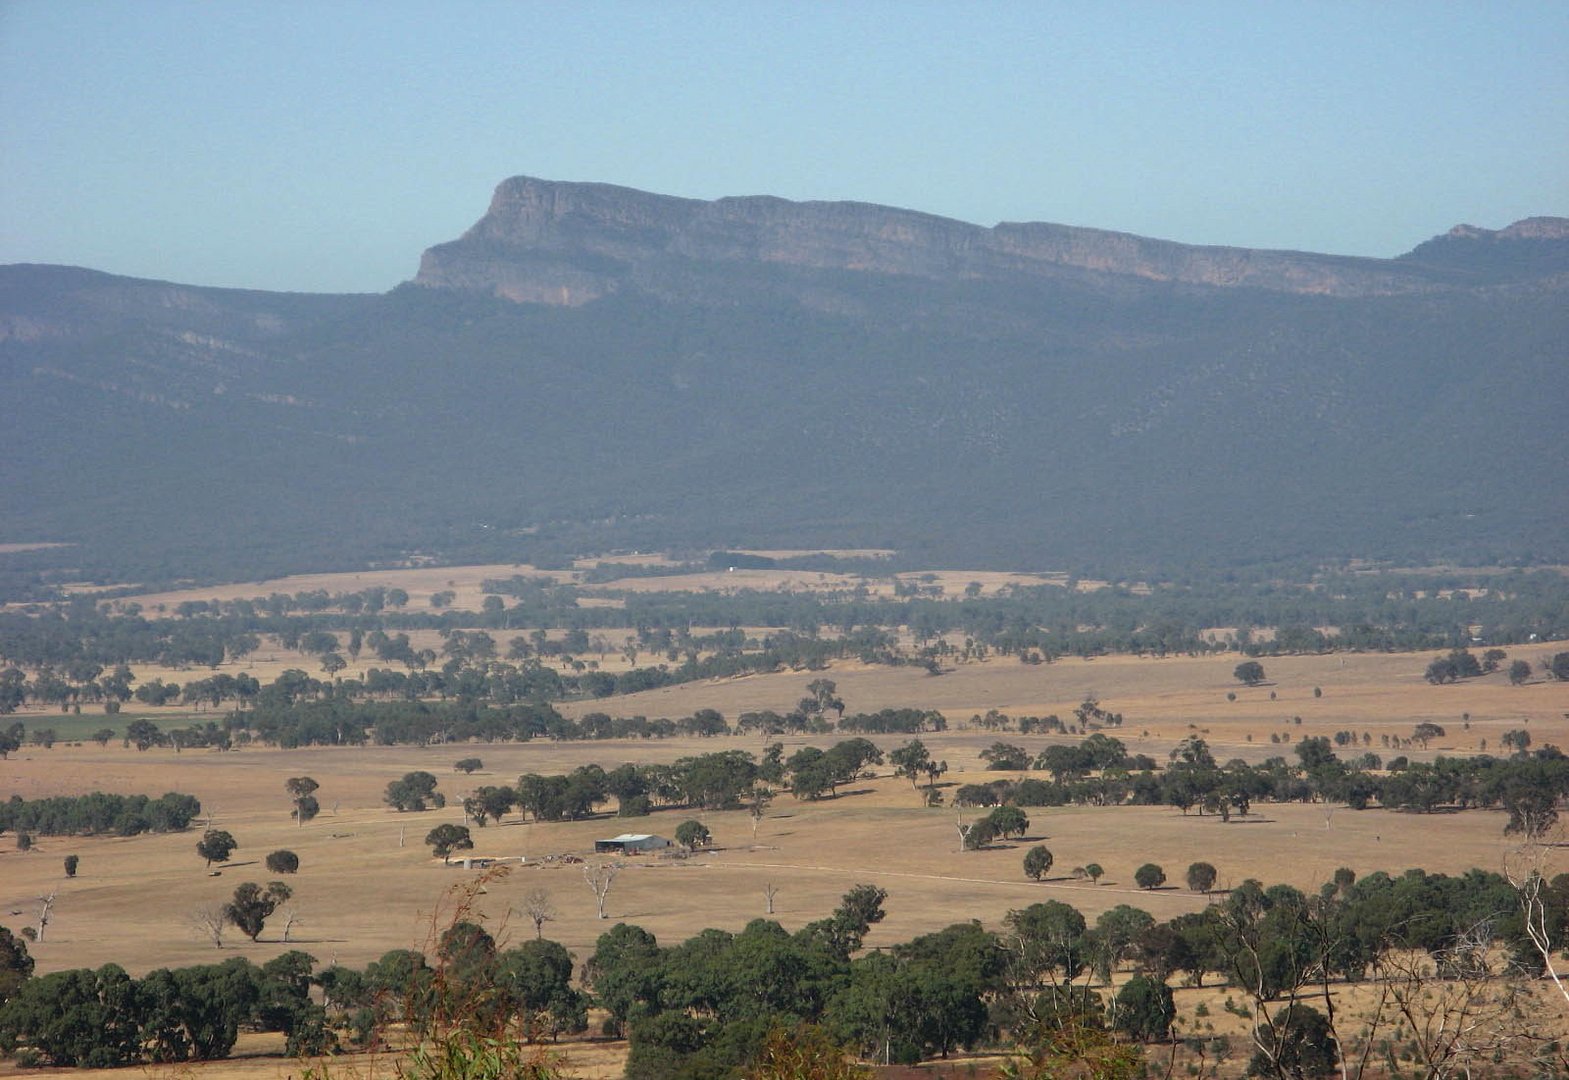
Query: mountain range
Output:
[[3, 177, 1566, 588]]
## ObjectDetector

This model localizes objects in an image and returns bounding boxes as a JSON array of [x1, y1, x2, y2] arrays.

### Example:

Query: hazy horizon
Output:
[[3, 1, 1566, 293]]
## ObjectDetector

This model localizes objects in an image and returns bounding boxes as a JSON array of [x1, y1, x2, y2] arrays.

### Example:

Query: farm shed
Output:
[[594, 833, 672, 854]]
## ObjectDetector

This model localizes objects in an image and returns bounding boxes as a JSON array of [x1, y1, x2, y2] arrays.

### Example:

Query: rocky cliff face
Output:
[[413, 176, 1567, 306]]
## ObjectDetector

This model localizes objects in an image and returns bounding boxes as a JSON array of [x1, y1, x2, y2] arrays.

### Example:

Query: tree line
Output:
[[6, 567, 1569, 698], [10, 858, 1564, 1078], [0, 792, 202, 838]]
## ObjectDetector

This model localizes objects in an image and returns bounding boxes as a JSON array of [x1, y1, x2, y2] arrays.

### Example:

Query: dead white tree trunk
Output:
[[188, 904, 226, 948], [584, 862, 620, 919], [764, 882, 778, 915], [35, 891, 56, 941]]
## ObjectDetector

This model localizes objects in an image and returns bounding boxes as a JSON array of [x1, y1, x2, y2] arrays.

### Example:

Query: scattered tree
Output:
[[675, 820, 712, 849], [425, 823, 474, 864], [265, 849, 300, 874], [196, 829, 237, 869], [285, 776, 320, 825], [223, 880, 292, 941], [454, 757, 484, 774], [63, 854, 79, 878], [1023, 845, 1054, 881], [385, 771, 444, 811], [1234, 661, 1266, 686], [187, 904, 227, 948], [1134, 863, 1166, 890], [1186, 861, 1217, 894], [518, 888, 556, 940]]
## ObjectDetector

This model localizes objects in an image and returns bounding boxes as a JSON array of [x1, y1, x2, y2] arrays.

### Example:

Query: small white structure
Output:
[[594, 833, 673, 854]]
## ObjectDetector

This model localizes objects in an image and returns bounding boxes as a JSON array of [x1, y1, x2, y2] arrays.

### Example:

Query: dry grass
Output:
[[105, 564, 575, 615], [3, 633, 1567, 1079], [5, 644, 1566, 985]]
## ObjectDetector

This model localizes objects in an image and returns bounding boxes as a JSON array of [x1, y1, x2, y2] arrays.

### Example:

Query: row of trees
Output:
[[0, 946, 327, 1066], [0, 792, 201, 838], [4, 857, 1567, 1077], [7, 567, 1569, 712], [943, 733, 1569, 837]]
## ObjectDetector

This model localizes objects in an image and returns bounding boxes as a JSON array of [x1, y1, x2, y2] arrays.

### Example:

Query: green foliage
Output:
[[196, 828, 237, 868], [985, 804, 1030, 839], [674, 820, 711, 848], [0, 925, 34, 1004], [1023, 845, 1054, 880], [265, 849, 300, 874], [425, 824, 474, 863], [386, 771, 445, 812], [0, 963, 142, 1066], [1234, 661, 1266, 686], [223, 881, 291, 941], [1247, 1004, 1338, 1078], [1135, 863, 1166, 890], [1187, 861, 1218, 893], [396, 1029, 566, 1080], [1113, 974, 1175, 1041], [0, 791, 200, 837], [285, 776, 320, 822], [746, 1024, 868, 1080]]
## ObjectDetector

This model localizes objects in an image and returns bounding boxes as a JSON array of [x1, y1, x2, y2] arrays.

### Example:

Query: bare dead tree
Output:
[[1505, 833, 1569, 1009], [1373, 924, 1528, 1080], [35, 892, 56, 942], [519, 887, 556, 939], [954, 805, 974, 852], [764, 882, 778, 915], [279, 906, 301, 943], [583, 861, 620, 919], [749, 786, 773, 841], [188, 904, 227, 948]]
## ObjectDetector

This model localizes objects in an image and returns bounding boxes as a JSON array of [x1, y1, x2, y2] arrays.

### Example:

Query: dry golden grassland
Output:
[[4, 559, 1567, 1078], [5, 647, 1566, 981], [3, 640, 1568, 1080], [96, 559, 1100, 615]]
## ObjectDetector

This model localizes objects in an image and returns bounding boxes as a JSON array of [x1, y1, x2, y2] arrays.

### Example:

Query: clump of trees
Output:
[[385, 771, 444, 811], [4, 857, 1568, 1074], [224, 882, 292, 941], [0, 792, 201, 837], [0, 944, 326, 1064]]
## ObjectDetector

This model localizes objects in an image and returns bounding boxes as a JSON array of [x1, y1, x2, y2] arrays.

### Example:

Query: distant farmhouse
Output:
[[594, 833, 673, 854]]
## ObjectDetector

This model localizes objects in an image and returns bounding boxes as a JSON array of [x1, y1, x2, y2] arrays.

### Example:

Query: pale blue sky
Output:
[[3, 1, 1565, 292]]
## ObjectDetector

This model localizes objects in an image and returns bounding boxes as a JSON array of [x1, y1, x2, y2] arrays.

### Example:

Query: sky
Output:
[[2, 1, 1566, 294]]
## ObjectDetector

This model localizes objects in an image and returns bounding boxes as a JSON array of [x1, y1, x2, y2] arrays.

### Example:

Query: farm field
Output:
[[3, 559, 1567, 1079], [4, 646, 1565, 981]]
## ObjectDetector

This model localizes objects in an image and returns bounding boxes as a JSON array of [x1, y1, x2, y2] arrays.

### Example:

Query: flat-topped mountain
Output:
[[3, 179, 1566, 587], [415, 176, 1568, 305]]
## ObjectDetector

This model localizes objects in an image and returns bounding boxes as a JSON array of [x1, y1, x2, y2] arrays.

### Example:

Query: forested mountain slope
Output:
[[3, 180, 1565, 587]]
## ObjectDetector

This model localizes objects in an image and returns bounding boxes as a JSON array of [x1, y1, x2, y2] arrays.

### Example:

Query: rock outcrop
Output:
[[414, 176, 1567, 306]]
